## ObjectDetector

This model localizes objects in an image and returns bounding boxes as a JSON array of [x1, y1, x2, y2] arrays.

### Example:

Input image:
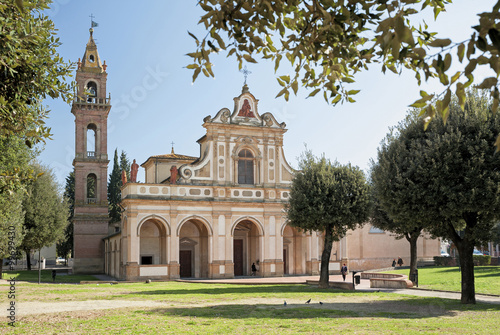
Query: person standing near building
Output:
[[341, 263, 348, 281], [397, 257, 404, 267], [251, 263, 257, 276]]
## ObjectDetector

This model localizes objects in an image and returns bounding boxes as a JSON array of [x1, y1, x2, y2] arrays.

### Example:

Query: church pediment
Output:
[[231, 90, 261, 125]]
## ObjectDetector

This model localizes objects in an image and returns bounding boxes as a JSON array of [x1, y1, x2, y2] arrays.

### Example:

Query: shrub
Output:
[[434, 256, 454, 266], [473, 255, 491, 266]]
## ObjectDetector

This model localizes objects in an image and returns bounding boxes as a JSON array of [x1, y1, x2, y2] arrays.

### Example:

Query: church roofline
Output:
[[141, 153, 198, 167]]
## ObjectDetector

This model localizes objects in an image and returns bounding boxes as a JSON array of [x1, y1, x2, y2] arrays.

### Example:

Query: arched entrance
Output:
[[283, 225, 306, 275], [233, 220, 261, 276], [178, 219, 209, 278], [139, 219, 167, 265]]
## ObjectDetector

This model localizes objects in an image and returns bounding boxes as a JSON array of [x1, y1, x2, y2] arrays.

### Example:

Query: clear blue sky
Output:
[[39, 0, 497, 186]]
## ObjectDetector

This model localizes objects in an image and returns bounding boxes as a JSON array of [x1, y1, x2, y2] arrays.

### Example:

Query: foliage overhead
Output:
[[189, 0, 500, 147], [0, 0, 73, 192]]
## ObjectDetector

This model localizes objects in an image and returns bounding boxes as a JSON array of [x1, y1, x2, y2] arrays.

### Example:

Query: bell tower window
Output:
[[86, 81, 97, 102], [238, 149, 254, 185], [87, 124, 96, 158], [89, 54, 95, 63], [86, 173, 97, 204]]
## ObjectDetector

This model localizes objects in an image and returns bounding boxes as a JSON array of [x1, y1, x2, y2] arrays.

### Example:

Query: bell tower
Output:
[[71, 28, 111, 274]]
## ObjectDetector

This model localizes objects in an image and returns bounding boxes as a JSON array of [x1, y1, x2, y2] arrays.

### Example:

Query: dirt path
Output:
[[17, 300, 170, 316]]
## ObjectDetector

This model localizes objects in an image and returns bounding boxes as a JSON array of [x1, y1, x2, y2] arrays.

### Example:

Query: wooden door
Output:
[[179, 250, 192, 278], [283, 249, 288, 275], [234, 239, 243, 276]]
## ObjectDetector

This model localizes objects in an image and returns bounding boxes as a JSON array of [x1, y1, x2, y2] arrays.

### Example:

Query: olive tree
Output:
[[286, 151, 370, 288], [371, 90, 500, 304], [0, 0, 73, 193]]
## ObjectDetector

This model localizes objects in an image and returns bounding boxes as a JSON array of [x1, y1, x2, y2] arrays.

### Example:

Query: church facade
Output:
[[105, 84, 325, 280], [72, 29, 439, 281]]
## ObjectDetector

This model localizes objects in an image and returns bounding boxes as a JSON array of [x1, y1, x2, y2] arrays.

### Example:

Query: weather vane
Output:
[[90, 13, 99, 29], [240, 66, 252, 85]]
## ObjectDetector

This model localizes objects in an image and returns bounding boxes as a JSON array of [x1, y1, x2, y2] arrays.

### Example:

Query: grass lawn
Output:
[[1, 279, 499, 334], [384, 266, 500, 295]]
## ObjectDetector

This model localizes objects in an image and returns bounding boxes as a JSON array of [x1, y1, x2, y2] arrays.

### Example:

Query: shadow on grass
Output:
[[125, 284, 372, 296], [138, 296, 500, 320]]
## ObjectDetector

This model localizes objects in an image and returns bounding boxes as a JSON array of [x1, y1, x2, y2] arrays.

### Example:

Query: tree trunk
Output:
[[446, 220, 476, 304], [25, 249, 31, 271], [0, 258, 3, 279], [38, 249, 42, 284], [319, 229, 334, 289], [406, 232, 419, 284], [457, 241, 476, 304]]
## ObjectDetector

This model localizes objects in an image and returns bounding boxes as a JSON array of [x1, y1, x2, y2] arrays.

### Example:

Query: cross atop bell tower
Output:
[[71, 27, 111, 274]]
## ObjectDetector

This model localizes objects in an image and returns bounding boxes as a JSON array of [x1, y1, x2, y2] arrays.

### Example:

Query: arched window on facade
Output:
[[86, 81, 97, 102], [238, 149, 254, 185], [87, 124, 96, 158], [87, 173, 97, 204]]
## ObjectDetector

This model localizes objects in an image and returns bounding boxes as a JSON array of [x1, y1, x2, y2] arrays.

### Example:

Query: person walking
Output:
[[392, 259, 396, 267], [341, 263, 348, 281], [251, 263, 257, 276], [397, 257, 404, 267]]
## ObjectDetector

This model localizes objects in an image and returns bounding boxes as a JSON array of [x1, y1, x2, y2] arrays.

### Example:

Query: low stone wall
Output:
[[361, 272, 413, 289], [306, 280, 354, 290]]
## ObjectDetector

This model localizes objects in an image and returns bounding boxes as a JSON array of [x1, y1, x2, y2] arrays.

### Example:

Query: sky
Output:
[[38, 0, 497, 186]]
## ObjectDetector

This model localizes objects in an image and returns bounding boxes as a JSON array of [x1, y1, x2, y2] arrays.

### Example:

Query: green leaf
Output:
[[476, 77, 498, 89], [443, 53, 452, 71], [207, 41, 218, 52], [457, 43, 465, 63], [428, 38, 452, 48], [243, 54, 258, 63], [280, 75, 290, 84], [441, 89, 451, 124], [187, 31, 199, 46], [213, 33, 226, 50], [276, 87, 288, 98], [192, 67, 201, 82], [307, 88, 321, 98], [341, 77, 355, 83], [477, 36, 487, 52], [332, 94, 342, 104], [467, 35, 476, 60], [450, 71, 461, 84], [489, 28, 500, 52], [291, 80, 298, 95], [464, 59, 477, 76]]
